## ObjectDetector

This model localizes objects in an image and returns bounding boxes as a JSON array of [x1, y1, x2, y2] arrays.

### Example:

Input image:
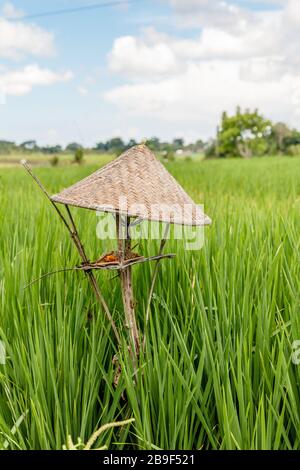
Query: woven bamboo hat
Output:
[[51, 144, 211, 226]]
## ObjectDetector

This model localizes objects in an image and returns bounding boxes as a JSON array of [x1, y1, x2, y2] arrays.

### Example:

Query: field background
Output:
[[0, 152, 115, 168], [0, 151, 205, 169], [0, 155, 300, 449]]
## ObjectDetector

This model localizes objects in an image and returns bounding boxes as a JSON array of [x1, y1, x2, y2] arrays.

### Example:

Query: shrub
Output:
[[166, 150, 175, 161], [50, 155, 59, 167], [205, 141, 217, 158], [287, 144, 300, 156], [74, 148, 84, 164]]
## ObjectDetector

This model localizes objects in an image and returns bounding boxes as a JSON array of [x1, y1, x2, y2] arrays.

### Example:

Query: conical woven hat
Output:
[[51, 144, 211, 226]]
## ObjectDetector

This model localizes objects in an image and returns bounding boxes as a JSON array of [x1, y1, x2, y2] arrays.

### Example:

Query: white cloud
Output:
[[168, 0, 253, 31], [105, 61, 297, 123], [0, 8, 73, 99], [0, 17, 55, 59], [108, 32, 179, 78], [2, 2, 24, 19], [0, 64, 73, 96], [284, 0, 300, 28], [104, 0, 300, 138], [108, 12, 284, 68]]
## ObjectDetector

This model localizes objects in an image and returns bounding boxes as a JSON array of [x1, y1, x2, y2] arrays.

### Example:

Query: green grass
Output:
[[0, 152, 114, 168], [0, 156, 300, 449]]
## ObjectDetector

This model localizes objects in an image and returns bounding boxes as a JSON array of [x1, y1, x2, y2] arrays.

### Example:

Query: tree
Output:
[[283, 129, 300, 148], [172, 138, 184, 150], [20, 140, 38, 151], [215, 108, 272, 158], [194, 139, 205, 152], [41, 145, 62, 154], [0, 140, 16, 154], [66, 142, 83, 152], [94, 141, 107, 152], [127, 139, 137, 149], [270, 123, 291, 153], [105, 137, 125, 155], [147, 137, 160, 152]]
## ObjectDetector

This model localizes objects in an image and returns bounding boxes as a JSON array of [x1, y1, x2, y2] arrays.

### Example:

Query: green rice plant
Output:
[[0, 156, 300, 449]]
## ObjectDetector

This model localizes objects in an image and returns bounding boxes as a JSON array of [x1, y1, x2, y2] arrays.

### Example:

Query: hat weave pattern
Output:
[[51, 144, 211, 226]]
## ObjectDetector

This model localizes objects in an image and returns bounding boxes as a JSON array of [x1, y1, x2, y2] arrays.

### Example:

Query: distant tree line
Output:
[[1, 109, 300, 159], [206, 107, 300, 158], [0, 137, 205, 157]]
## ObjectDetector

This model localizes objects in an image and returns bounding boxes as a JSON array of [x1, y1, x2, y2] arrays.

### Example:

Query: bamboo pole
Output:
[[116, 213, 140, 357], [65, 205, 120, 344], [21, 160, 120, 346]]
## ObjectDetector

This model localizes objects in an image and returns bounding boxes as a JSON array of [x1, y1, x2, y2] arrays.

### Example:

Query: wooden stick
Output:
[[81, 253, 176, 270], [24, 254, 176, 289], [143, 223, 170, 350], [116, 214, 140, 357], [24, 267, 77, 289], [65, 205, 121, 344], [21, 160, 120, 346]]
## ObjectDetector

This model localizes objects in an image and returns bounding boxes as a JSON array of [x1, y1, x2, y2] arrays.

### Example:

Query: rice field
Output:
[[0, 156, 300, 450]]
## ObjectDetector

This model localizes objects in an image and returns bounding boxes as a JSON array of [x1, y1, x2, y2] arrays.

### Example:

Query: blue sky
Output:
[[0, 0, 299, 147]]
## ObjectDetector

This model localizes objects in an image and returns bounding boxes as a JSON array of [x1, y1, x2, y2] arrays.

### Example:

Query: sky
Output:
[[0, 0, 300, 146]]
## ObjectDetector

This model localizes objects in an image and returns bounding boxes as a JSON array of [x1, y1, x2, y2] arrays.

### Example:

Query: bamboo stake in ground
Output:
[[116, 213, 140, 357], [65, 205, 121, 344]]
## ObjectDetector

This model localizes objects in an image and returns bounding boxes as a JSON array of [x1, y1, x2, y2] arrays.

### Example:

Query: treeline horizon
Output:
[[2, 108, 300, 159], [0, 136, 205, 156]]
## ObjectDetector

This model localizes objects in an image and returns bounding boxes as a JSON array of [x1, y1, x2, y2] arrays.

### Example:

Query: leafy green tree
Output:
[[0, 140, 16, 154], [20, 140, 38, 151], [94, 142, 107, 152], [40, 145, 62, 154], [216, 108, 272, 158], [105, 137, 125, 155], [147, 137, 160, 152], [172, 138, 184, 150], [127, 139, 137, 149], [66, 142, 83, 152], [270, 123, 291, 152], [283, 129, 300, 149], [194, 139, 205, 152]]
